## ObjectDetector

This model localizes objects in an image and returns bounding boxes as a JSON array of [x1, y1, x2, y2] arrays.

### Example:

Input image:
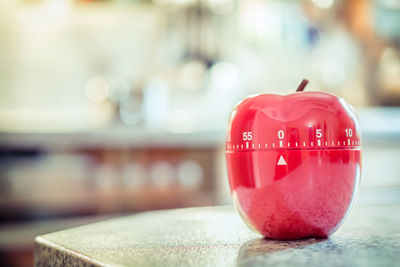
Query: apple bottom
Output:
[[226, 149, 361, 239]]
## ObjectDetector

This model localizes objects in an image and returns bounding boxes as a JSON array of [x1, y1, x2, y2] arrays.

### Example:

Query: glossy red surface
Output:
[[225, 92, 361, 239]]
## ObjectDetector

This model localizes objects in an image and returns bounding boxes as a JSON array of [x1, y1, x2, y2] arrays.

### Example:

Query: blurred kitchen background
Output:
[[0, 0, 399, 265]]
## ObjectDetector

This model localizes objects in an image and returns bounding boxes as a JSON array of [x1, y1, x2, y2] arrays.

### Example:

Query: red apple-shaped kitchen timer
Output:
[[225, 79, 361, 239]]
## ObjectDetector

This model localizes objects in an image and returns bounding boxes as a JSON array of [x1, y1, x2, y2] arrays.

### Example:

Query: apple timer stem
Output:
[[296, 79, 309, 92]]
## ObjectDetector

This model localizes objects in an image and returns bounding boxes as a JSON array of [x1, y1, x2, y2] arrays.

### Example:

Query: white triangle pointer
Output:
[[277, 155, 287, 165]]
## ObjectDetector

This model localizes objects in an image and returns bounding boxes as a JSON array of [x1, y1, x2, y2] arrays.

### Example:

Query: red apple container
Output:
[[225, 80, 361, 239]]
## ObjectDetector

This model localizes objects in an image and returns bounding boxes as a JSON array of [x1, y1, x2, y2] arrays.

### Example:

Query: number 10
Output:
[[345, 128, 353, 137]]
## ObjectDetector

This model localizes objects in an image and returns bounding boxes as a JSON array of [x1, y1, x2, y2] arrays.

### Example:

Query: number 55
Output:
[[243, 132, 252, 141]]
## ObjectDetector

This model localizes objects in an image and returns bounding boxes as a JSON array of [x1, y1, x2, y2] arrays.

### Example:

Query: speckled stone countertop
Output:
[[35, 205, 400, 266]]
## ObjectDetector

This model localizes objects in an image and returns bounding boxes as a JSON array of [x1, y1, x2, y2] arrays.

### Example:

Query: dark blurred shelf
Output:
[[0, 187, 214, 220], [0, 126, 225, 149]]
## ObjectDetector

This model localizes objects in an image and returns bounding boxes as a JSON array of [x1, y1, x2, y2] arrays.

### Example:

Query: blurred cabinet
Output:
[[0, 129, 224, 221]]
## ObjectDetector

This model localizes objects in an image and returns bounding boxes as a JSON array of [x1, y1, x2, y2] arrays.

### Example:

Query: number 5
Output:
[[316, 129, 322, 138]]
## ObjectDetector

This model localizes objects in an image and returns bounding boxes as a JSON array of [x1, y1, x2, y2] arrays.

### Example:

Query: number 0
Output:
[[278, 130, 284, 139]]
